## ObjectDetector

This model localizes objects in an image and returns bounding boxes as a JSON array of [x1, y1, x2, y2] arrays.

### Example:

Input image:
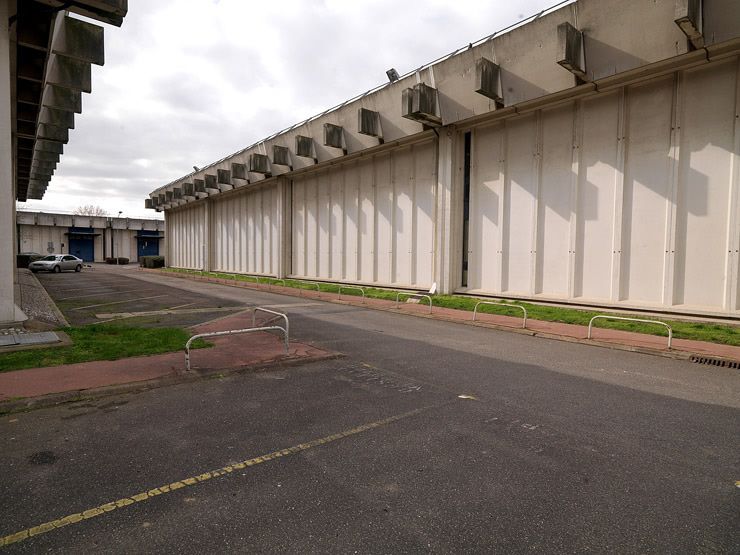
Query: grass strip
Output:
[[162, 268, 740, 347], [0, 324, 210, 373]]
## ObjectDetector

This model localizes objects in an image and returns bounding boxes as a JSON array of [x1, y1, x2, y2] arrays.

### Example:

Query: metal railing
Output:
[[264, 278, 286, 289], [185, 325, 289, 371], [472, 301, 527, 328], [395, 292, 433, 314], [587, 315, 673, 349], [338, 285, 365, 302], [297, 281, 321, 296], [252, 307, 289, 337]]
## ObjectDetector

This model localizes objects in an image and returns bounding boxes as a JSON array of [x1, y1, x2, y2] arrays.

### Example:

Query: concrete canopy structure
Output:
[[150, 0, 740, 319], [1, 0, 127, 323]]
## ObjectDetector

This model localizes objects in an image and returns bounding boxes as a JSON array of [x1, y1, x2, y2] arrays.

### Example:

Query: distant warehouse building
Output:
[[148, 0, 740, 319], [17, 211, 165, 263]]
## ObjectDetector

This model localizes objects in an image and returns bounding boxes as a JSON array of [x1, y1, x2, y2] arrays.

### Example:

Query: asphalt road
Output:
[[1, 268, 738, 553]]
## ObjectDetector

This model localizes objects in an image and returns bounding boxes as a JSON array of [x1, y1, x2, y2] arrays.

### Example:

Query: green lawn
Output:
[[0, 325, 209, 373], [163, 268, 740, 347]]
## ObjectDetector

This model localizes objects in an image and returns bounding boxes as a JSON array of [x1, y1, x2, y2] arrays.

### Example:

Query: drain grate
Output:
[[689, 355, 740, 370]]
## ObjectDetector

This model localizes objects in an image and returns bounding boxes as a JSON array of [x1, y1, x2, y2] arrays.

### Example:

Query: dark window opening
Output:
[[461, 131, 471, 287]]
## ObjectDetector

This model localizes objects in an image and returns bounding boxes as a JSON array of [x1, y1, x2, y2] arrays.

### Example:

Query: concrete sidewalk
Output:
[[155, 270, 740, 364], [0, 310, 334, 408]]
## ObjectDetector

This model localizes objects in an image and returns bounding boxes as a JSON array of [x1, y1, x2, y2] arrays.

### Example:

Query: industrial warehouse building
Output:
[[16, 211, 164, 263], [149, 0, 740, 319]]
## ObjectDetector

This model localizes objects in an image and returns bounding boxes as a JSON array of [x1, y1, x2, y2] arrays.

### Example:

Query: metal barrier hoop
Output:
[[394, 292, 433, 314], [472, 301, 527, 328], [185, 325, 289, 371], [338, 285, 365, 302], [587, 315, 672, 349]]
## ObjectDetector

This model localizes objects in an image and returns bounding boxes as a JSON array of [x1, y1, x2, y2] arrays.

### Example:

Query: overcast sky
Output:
[[19, 0, 561, 220]]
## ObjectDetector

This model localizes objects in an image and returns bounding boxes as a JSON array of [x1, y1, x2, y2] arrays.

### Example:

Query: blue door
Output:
[[137, 238, 159, 257], [69, 238, 94, 261]]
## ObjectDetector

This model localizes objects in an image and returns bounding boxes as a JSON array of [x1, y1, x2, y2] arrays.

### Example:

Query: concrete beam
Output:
[[39, 106, 75, 129], [675, 0, 704, 49], [248, 154, 271, 175], [272, 145, 292, 169], [32, 150, 60, 163], [204, 174, 220, 194], [231, 163, 247, 181], [215, 170, 233, 192], [556, 22, 588, 82], [37, 123, 69, 143], [194, 179, 209, 198], [52, 16, 105, 66], [35, 139, 63, 155], [42, 84, 82, 113], [402, 83, 441, 126], [295, 135, 317, 163], [323, 123, 347, 154], [31, 161, 57, 171], [182, 182, 196, 200], [357, 108, 383, 143], [46, 54, 92, 93], [64, 0, 128, 28], [474, 57, 504, 106]]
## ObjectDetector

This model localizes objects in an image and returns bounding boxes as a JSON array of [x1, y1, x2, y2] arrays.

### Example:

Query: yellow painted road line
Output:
[[0, 405, 434, 548]]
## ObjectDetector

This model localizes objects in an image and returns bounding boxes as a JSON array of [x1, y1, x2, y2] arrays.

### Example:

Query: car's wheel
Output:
[[75, 264, 82, 272], [53, 265, 61, 273], [31, 270, 37, 273]]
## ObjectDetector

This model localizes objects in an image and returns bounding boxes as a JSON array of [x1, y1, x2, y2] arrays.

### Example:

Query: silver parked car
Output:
[[28, 254, 83, 273]]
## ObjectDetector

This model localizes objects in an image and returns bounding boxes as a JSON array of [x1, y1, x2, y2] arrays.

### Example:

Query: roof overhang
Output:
[[11, 0, 127, 201]]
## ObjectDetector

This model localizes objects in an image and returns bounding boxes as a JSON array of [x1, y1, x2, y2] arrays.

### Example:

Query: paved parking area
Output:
[[2, 268, 738, 552], [36, 265, 246, 327]]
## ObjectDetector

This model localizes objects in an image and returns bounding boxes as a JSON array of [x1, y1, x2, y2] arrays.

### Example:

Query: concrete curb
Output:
[[23, 269, 70, 327], [0, 349, 343, 416], [145, 268, 738, 365]]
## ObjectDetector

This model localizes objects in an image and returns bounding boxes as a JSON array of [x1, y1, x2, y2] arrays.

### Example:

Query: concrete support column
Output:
[[203, 200, 213, 272], [275, 177, 292, 279], [433, 127, 459, 294], [0, 0, 21, 323]]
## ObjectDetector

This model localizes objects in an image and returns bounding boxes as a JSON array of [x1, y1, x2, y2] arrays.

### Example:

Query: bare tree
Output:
[[73, 205, 108, 216]]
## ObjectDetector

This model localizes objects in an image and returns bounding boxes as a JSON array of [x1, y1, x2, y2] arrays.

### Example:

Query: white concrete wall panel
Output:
[[413, 143, 436, 287], [673, 60, 737, 311], [291, 140, 435, 288], [503, 115, 538, 294], [620, 77, 674, 304], [168, 204, 205, 270], [469, 123, 505, 293], [211, 186, 277, 276], [358, 158, 376, 283], [536, 104, 574, 297], [574, 93, 619, 301]]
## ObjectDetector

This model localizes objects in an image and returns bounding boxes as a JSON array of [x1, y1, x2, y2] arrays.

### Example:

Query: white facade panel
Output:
[[575, 93, 619, 301], [621, 77, 674, 304], [414, 142, 436, 287], [358, 159, 376, 283], [673, 60, 737, 311], [503, 115, 537, 294], [469, 123, 504, 293], [212, 185, 278, 276], [536, 104, 573, 297], [168, 204, 205, 270], [344, 164, 359, 282], [291, 140, 436, 288]]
